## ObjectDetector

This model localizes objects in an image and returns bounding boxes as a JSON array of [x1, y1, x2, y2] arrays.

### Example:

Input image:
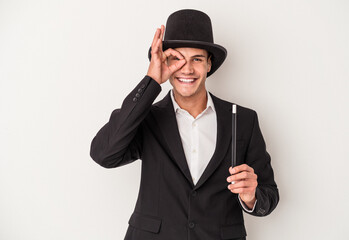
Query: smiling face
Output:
[[168, 47, 212, 102]]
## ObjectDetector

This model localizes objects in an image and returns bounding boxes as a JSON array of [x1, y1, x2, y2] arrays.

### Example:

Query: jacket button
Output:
[[191, 191, 197, 197], [138, 88, 143, 93], [135, 93, 141, 98], [140, 84, 146, 89], [132, 97, 138, 102], [188, 222, 195, 229], [257, 208, 266, 214]]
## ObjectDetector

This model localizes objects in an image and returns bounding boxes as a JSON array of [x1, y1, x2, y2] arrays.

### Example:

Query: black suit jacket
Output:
[[90, 76, 279, 240]]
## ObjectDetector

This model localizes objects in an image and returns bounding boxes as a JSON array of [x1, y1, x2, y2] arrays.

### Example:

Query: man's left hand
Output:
[[226, 164, 258, 209]]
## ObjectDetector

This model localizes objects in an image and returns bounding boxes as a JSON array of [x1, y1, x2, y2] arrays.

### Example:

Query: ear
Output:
[[207, 55, 212, 73]]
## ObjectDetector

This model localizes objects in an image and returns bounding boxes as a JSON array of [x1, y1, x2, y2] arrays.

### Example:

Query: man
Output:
[[90, 9, 279, 240]]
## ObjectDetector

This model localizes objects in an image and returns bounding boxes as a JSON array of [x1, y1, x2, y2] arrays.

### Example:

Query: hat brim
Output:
[[148, 40, 227, 77]]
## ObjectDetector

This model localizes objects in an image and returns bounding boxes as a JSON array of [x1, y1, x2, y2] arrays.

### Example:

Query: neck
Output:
[[173, 90, 208, 118]]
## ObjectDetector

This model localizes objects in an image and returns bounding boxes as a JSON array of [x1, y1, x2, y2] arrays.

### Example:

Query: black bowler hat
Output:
[[148, 9, 227, 77]]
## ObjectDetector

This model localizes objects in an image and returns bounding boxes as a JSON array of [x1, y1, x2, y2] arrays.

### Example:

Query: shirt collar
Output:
[[170, 90, 216, 115]]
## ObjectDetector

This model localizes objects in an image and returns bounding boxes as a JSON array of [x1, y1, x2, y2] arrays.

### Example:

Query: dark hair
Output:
[[207, 51, 213, 60]]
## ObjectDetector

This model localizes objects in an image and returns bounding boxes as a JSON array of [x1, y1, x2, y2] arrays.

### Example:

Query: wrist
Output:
[[146, 74, 161, 85], [241, 195, 256, 210]]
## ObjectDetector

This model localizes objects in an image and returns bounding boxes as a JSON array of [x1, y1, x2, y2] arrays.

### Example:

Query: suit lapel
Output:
[[152, 92, 194, 187], [194, 93, 232, 190], [152, 92, 232, 190]]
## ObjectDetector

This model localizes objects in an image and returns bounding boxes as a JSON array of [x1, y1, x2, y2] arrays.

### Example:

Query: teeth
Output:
[[178, 78, 195, 83]]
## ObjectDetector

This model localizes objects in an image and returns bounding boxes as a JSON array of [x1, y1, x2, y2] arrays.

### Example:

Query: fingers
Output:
[[227, 177, 257, 195], [228, 186, 257, 194], [226, 171, 257, 183], [151, 28, 160, 49], [227, 178, 258, 189], [151, 26, 164, 60], [168, 59, 186, 74], [159, 25, 164, 52], [229, 164, 254, 175], [162, 48, 184, 61], [226, 164, 258, 194], [162, 48, 186, 74]]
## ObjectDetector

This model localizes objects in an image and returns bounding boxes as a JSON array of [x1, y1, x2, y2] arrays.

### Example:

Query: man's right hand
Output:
[[147, 25, 186, 85]]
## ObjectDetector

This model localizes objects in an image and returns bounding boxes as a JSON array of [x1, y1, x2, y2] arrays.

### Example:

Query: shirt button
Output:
[[192, 149, 196, 153], [193, 123, 197, 127], [188, 222, 195, 229]]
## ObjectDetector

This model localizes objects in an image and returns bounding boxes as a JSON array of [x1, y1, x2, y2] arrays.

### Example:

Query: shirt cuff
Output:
[[238, 194, 257, 213]]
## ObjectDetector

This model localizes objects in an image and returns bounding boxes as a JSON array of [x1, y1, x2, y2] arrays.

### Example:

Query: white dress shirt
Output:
[[170, 90, 217, 185], [170, 90, 256, 212]]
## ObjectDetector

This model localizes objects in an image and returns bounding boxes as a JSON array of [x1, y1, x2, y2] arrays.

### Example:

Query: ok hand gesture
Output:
[[147, 25, 186, 84]]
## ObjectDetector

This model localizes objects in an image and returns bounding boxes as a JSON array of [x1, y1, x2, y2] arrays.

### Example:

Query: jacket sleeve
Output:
[[90, 76, 161, 168], [241, 111, 279, 216]]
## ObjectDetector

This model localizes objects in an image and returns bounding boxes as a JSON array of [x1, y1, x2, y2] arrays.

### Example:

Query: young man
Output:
[[90, 9, 279, 240]]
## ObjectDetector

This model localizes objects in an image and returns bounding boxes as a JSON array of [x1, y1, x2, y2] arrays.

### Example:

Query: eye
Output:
[[170, 57, 180, 61], [193, 58, 202, 62]]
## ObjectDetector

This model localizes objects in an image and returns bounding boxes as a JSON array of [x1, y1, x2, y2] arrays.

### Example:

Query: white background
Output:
[[1, 0, 348, 239]]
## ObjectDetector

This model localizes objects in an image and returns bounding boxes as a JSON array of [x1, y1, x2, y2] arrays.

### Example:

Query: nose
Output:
[[180, 60, 194, 74]]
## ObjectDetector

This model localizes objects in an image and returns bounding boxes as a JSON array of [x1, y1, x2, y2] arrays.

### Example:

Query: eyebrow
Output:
[[169, 54, 207, 59], [191, 55, 206, 58]]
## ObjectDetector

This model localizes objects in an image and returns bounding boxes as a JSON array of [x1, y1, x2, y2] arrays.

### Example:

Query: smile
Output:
[[177, 78, 197, 83]]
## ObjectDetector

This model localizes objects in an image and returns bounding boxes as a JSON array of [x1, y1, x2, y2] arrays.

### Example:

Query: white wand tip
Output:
[[232, 104, 237, 113]]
